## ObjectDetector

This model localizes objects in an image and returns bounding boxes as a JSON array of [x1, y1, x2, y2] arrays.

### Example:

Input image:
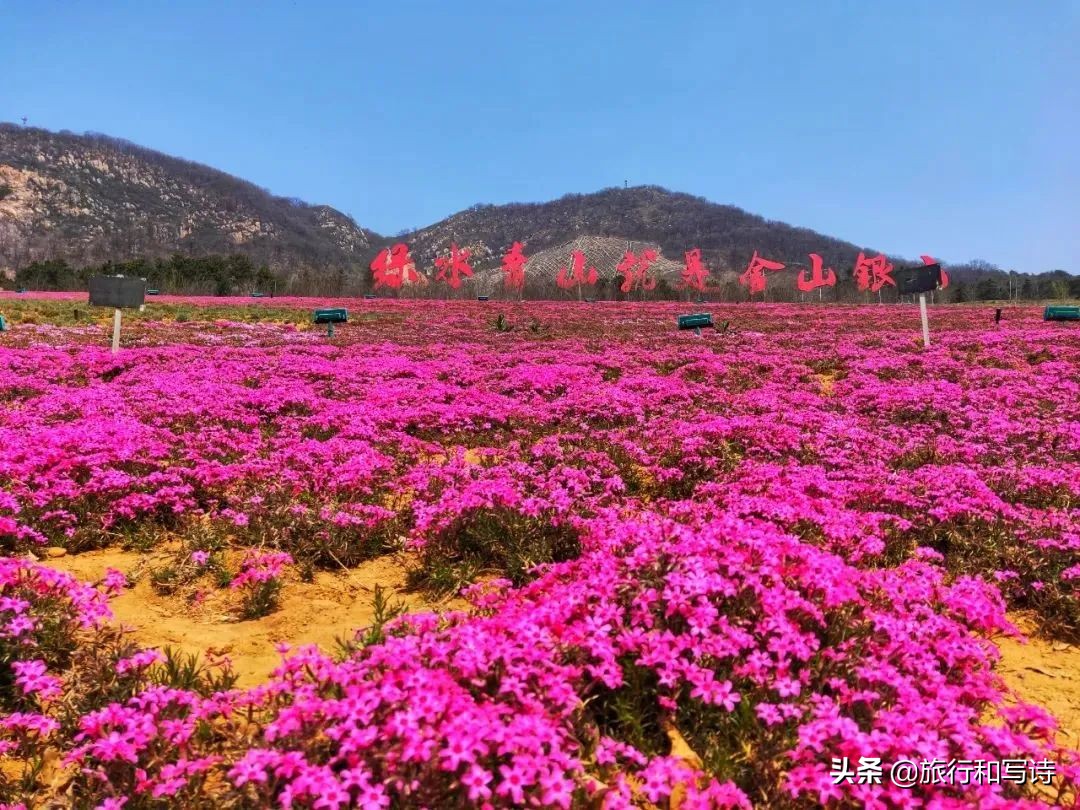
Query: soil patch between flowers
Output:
[[39, 548, 458, 686], [996, 615, 1080, 749]]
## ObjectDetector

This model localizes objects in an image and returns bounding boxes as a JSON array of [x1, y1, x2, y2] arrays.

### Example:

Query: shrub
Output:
[[230, 550, 292, 619]]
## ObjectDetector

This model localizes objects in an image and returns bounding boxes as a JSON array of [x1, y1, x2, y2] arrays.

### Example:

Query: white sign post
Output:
[[895, 263, 941, 350], [111, 309, 122, 355], [918, 293, 930, 348]]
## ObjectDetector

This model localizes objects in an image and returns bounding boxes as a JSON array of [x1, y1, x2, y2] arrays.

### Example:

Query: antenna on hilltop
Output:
[[20, 117, 27, 126], [624, 179, 628, 189]]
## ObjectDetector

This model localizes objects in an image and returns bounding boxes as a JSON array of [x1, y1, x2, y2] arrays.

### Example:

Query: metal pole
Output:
[[111, 309, 122, 354], [918, 293, 930, 348]]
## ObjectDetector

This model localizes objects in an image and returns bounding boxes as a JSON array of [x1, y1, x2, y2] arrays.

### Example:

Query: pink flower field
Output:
[[0, 299, 1078, 808]]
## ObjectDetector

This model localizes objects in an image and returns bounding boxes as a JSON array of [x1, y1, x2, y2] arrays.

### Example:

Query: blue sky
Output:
[[3, 0, 1077, 272]]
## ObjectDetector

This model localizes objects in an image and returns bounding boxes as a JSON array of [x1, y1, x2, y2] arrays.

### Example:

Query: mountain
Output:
[[373, 187, 1078, 300], [4, 124, 1075, 300], [0, 124, 378, 283], [398, 186, 882, 277]]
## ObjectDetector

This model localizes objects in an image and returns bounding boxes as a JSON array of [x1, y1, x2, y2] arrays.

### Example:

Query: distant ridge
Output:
[[3, 124, 1074, 299], [0, 123, 378, 284], [398, 185, 882, 276]]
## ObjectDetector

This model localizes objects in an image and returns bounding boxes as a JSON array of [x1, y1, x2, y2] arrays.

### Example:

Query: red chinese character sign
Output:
[[796, 253, 837, 293], [434, 243, 473, 290], [679, 248, 710, 292], [370, 243, 419, 290], [739, 251, 786, 296], [556, 250, 598, 299], [920, 254, 949, 289], [501, 242, 528, 294], [376, 238, 947, 301], [616, 249, 658, 294], [853, 252, 895, 294]]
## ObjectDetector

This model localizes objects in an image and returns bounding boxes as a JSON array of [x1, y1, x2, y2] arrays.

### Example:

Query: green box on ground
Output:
[[313, 308, 349, 325], [1044, 306, 1080, 321], [677, 313, 714, 331]]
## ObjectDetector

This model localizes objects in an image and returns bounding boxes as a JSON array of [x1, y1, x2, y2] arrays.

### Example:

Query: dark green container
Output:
[[677, 313, 714, 331], [314, 307, 348, 338], [1044, 306, 1080, 321], [314, 308, 349, 325]]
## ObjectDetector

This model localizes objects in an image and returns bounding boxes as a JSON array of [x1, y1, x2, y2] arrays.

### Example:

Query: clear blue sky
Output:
[[3, 0, 1077, 272]]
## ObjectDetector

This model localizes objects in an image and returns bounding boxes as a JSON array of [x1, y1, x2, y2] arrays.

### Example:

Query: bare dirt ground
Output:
[[41, 548, 460, 686], [38, 549, 1080, 747], [996, 615, 1080, 749]]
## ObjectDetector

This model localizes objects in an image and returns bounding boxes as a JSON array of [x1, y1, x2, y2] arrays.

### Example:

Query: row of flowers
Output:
[[0, 301, 1077, 806], [2, 510, 1078, 807], [2, 305, 1075, 626]]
